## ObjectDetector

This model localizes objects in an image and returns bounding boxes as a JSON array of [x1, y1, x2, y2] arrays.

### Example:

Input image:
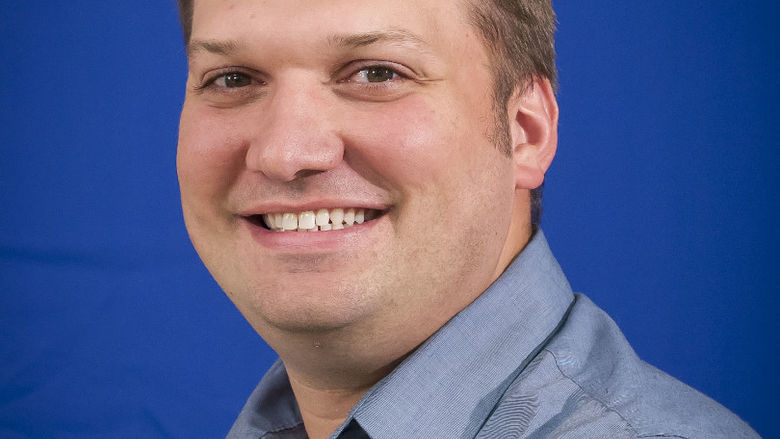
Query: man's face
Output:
[[177, 0, 523, 336]]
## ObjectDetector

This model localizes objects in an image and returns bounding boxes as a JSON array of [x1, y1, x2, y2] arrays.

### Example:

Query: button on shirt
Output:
[[227, 231, 759, 439]]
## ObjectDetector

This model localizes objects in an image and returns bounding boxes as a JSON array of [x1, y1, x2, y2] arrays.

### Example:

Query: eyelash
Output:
[[345, 64, 405, 84]]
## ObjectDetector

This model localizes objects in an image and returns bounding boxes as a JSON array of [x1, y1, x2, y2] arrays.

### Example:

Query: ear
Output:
[[507, 78, 559, 190]]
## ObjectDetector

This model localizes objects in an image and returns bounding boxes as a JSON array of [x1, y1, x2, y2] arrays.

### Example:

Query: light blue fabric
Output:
[[228, 231, 760, 439]]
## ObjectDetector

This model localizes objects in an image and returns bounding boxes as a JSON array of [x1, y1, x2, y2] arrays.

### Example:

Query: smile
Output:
[[251, 208, 384, 232]]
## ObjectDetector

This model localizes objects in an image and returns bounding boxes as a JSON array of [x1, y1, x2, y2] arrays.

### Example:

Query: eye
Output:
[[213, 72, 253, 88], [352, 66, 400, 83]]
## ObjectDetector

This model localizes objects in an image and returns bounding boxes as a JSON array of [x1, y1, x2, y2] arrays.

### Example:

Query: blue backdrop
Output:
[[1, 1, 777, 437]]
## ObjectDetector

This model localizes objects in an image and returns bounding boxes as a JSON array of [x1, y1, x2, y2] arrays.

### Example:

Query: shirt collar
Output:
[[228, 360, 306, 438], [344, 230, 574, 439]]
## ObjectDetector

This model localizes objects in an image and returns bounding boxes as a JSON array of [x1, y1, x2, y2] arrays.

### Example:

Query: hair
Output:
[[176, 0, 193, 44], [174, 0, 556, 225]]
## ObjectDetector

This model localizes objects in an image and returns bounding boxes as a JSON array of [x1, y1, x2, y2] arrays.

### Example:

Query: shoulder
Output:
[[496, 294, 759, 439]]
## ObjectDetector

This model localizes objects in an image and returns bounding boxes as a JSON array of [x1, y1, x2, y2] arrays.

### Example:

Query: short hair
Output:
[[176, 0, 193, 45], [174, 0, 556, 225]]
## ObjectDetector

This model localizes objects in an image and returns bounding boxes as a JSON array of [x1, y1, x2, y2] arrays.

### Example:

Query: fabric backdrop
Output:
[[1, 1, 777, 437]]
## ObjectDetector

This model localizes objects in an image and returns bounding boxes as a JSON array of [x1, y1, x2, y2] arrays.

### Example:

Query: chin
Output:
[[237, 282, 381, 335]]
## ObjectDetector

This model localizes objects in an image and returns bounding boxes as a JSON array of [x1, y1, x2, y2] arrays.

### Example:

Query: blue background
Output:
[[1, 1, 777, 437]]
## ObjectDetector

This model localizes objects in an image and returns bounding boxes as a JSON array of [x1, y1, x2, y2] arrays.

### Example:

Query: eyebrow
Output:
[[327, 29, 429, 50], [187, 39, 243, 57]]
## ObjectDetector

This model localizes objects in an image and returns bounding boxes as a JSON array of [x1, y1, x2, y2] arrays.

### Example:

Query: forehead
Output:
[[189, 0, 478, 52]]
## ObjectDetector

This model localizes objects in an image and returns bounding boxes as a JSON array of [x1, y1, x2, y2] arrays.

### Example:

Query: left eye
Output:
[[353, 66, 399, 83], [214, 72, 252, 88]]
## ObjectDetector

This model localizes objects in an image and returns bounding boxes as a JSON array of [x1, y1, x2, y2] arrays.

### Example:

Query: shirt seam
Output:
[[543, 348, 691, 439], [636, 435, 689, 439], [257, 421, 306, 439]]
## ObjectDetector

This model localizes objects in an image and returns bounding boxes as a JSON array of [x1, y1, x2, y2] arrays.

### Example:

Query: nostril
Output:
[[293, 169, 326, 180]]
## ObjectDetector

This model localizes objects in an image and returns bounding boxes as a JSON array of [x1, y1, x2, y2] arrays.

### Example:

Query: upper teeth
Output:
[[262, 208, 369, 232]]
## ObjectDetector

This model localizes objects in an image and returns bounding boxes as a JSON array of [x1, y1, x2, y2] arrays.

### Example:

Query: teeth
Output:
[[330, 208, 344, 225], [315, 209, 329, 226], [282, 213, 298, 231], [344, 208, 355, 226], [298, 211, 316, 231], [259, 208, 377, 232]]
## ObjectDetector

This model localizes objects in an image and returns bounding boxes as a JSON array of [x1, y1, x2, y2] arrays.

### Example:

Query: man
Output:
[[175, 0, 759, 438]]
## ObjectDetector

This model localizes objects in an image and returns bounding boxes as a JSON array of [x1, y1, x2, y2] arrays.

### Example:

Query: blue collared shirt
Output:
[[228, 231, 759, 438]]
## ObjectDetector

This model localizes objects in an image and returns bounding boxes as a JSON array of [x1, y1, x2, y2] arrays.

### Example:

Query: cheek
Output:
[[342, 96, 457, 190], [177, 104, 249, 288], [342, 93, 505, 205], [177, 104, 247, 207]]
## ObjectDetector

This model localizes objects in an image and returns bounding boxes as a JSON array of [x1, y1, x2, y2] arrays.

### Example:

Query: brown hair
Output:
[[174, 0, 556, 224], [176, 0, 193, 44]]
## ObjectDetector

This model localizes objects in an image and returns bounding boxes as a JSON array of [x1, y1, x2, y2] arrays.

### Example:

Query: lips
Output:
[[246, 208, 384, 232]]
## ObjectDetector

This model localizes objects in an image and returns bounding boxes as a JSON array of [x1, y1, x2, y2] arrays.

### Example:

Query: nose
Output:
[[246, 81, 344, 182]]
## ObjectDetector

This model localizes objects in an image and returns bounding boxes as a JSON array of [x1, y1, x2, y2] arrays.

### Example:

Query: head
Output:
[[175, 0, 558, 353]]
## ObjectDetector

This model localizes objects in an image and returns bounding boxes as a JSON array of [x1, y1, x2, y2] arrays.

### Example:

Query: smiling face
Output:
[[177, 0, 536, 341]]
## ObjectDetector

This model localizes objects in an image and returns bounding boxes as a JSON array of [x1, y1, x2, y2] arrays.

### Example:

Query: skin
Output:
[[177, 0, 558, 437]]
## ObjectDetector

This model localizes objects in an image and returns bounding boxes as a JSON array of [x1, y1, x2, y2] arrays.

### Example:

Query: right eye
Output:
[[191, 68, 267, 105]]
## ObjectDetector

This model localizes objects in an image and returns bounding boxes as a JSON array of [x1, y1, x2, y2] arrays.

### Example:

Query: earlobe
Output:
[[508, 78, 559, 190]]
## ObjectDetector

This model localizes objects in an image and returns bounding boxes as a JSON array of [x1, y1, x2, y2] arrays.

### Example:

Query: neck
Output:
[[286, 368, 379, 439], [494, 191, 534, 280], [278, 330, 411, 439]]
